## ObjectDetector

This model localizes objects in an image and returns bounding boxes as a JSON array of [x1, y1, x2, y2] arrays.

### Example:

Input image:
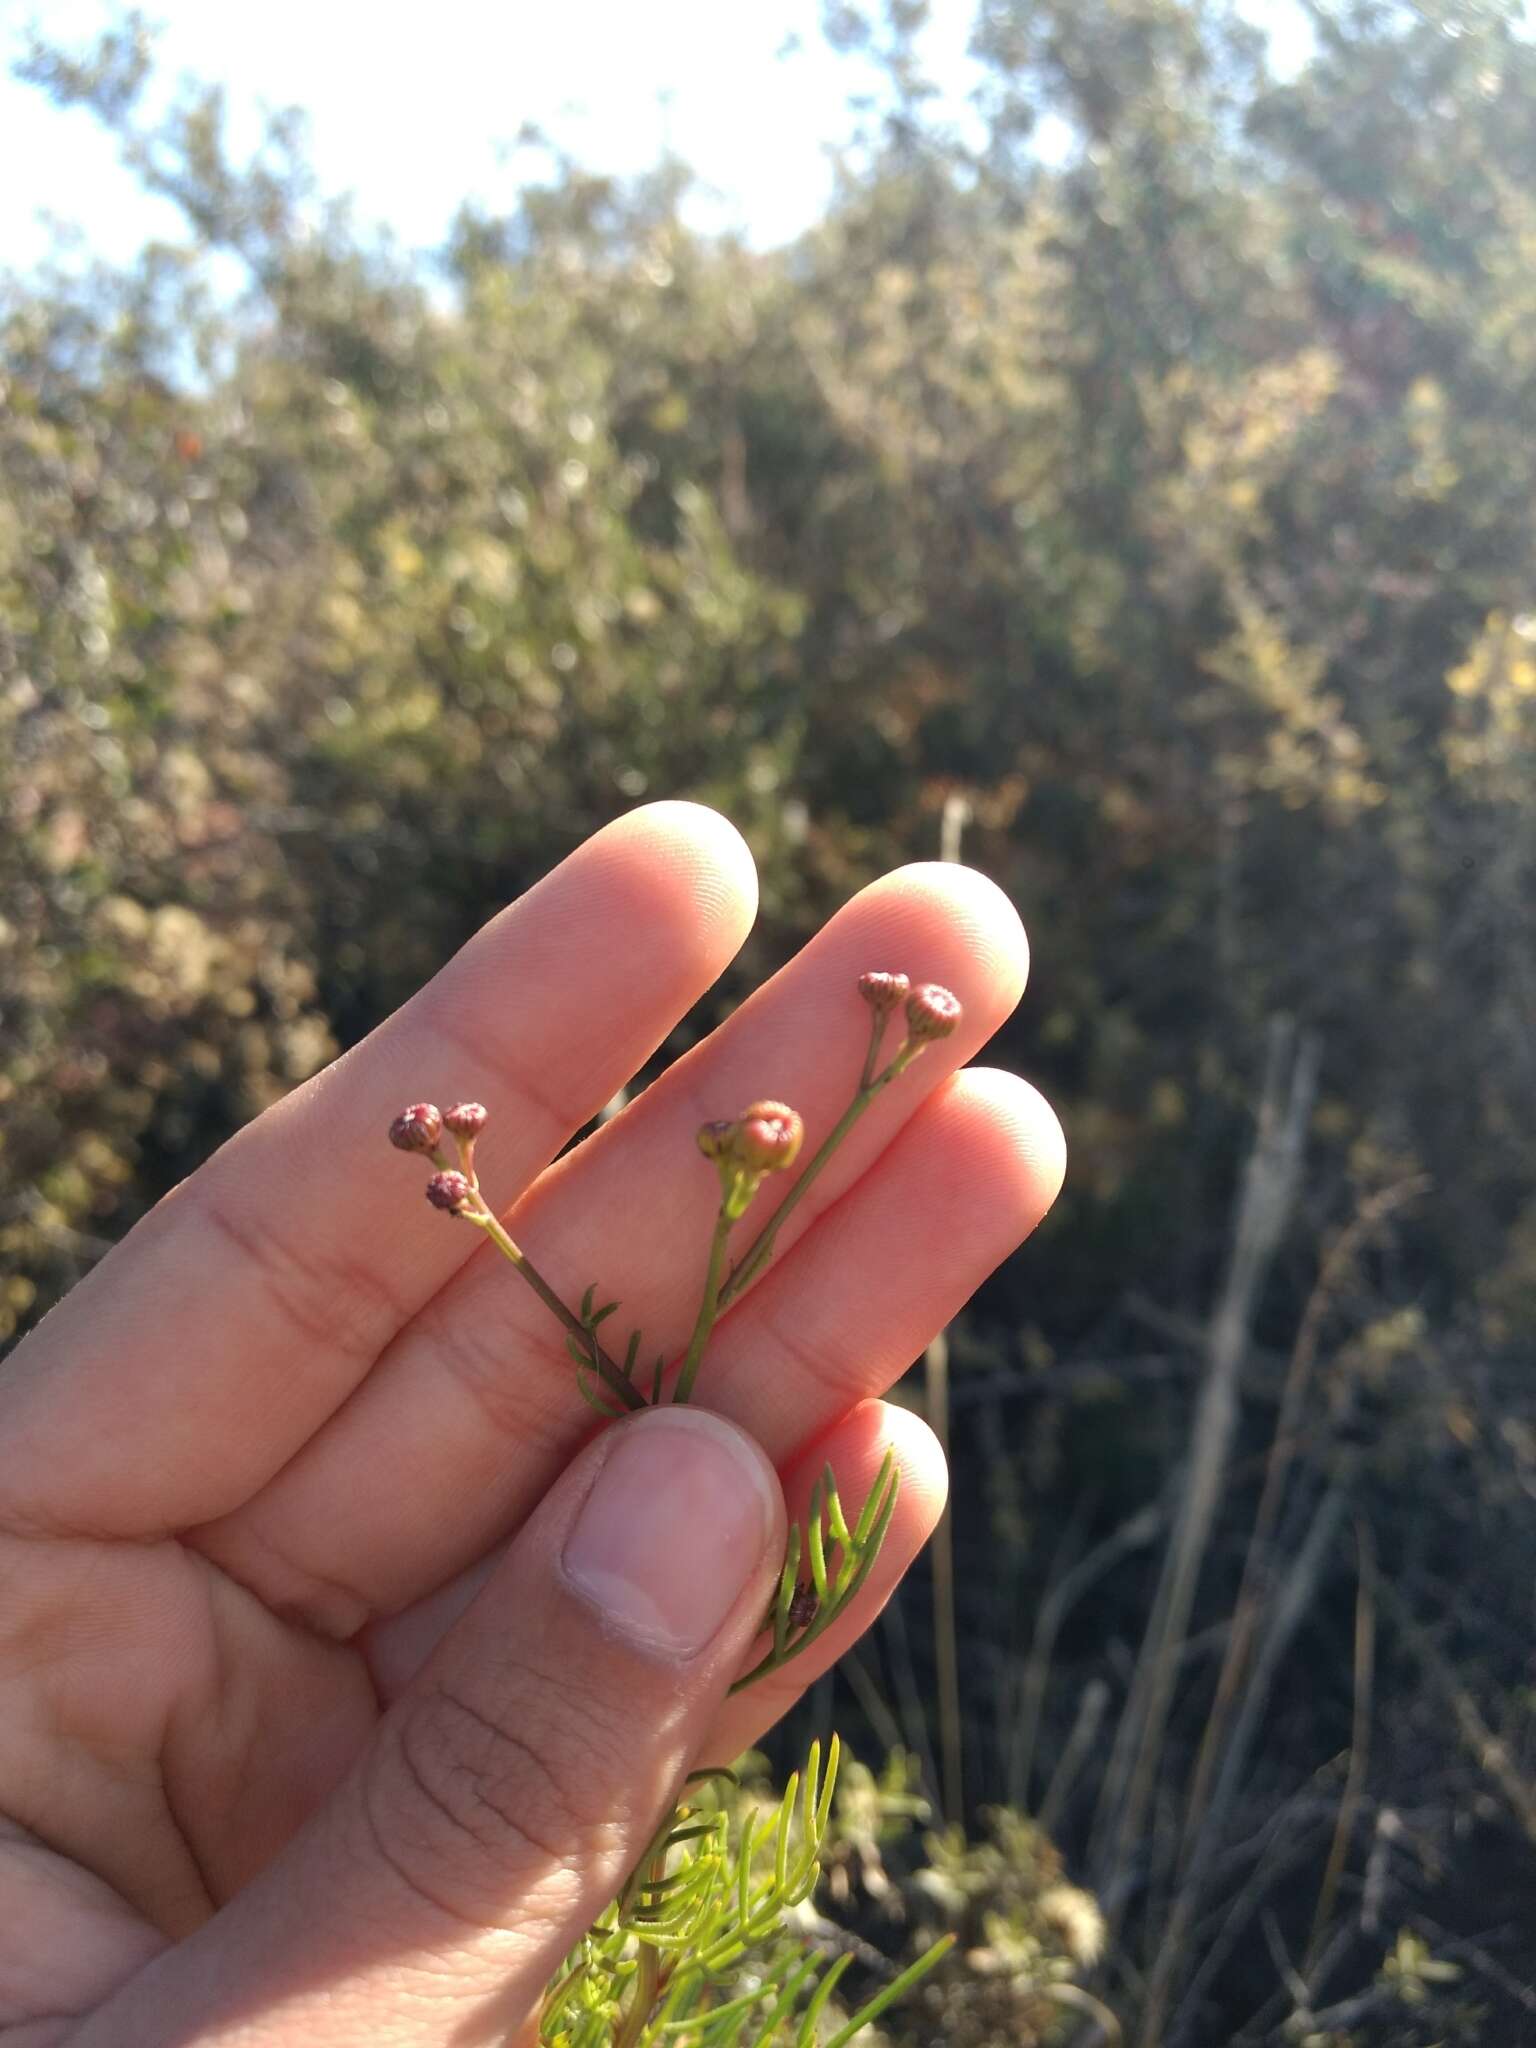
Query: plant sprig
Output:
[[731, 1451, 902, 1695], [716, 975, 960, 1313], [537, 1740, 954, 2048], [387, 1100, 648, 1414], [388, 964, 966, 2044], [390, 971, 961, 1434], [566, 1285, 666, 1417]]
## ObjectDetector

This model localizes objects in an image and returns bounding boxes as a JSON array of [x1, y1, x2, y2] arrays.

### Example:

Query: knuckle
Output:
[[366, 1671, 623, 1927]]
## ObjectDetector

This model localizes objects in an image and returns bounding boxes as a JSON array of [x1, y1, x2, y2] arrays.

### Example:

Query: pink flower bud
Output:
[[425, 1170, 474, 1214], [905, 982, 963, 1042], [389, 1102, 443, 1152], [858, 970, 911, 1017], [443, 1101, 488, 1139], [735, 1101, 805, 1173]]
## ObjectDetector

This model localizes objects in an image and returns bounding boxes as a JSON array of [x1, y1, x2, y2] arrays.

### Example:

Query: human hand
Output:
[[0, 803, 1063, 2045]]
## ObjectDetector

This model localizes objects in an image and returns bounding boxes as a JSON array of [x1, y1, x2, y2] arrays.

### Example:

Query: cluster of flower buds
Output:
[[698, 1099, 806, 1219], [388, 1098, 491, 1216], [859, 969, 962, 1073]]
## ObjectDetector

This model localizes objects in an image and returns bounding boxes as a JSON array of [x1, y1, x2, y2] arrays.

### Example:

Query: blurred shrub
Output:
[[787, 1750, 1107, 2046]]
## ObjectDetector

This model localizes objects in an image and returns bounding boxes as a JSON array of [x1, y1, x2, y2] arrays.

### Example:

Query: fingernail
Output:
[[561, 1409, 779, 1660]]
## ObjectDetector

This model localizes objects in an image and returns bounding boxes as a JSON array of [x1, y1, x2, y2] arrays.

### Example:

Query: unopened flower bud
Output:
[[697, 1118, 737, 1161], [905, 982, 963, 1042], [858, 969, 911, 1017], [425, 1169, 474, 1215], [736, 1101, 804, 1173], [443, 1101, 488, 1139], [787, 1580, 819, 1631], [390, 1102, 443, 1152]]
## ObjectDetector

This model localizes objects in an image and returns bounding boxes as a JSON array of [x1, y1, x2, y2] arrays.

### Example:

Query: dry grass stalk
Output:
[[1179, 1176, 1427, 1868], [1091, 1019, 1319, 1917], [1304, 1516, 1378, 1976]]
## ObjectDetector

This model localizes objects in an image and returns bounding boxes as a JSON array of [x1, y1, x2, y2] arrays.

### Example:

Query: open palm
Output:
[[0, 804, 1062, 2045]]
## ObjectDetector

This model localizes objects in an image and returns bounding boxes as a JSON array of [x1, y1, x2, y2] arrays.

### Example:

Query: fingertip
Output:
[[440, 801, 758, 1070], [700, 1399, 950, 1758], [790, 1397, 949, 1534], [556, 1405, 786, 1663], [938, 1065, 1068, 1223], [900, 859, 1029, 980], [868, 1399, 950, 1528], [600, 801, 760, 955]]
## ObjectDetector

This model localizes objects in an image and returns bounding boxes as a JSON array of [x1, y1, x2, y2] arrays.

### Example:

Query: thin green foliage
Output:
[[730, 1455, 902, 1695], [538, 1739, 953, 2047], [567, 1284, 665, 1417]]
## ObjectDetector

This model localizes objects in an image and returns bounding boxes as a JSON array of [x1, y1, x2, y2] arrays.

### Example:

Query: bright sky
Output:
[[0, 1, 1311, 272]]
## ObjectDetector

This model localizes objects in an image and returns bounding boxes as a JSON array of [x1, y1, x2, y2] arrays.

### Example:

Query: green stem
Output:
[[673, 1207, 733, 1405], [613, 1933, 662, 2048], [858, 1004, 887, 1092], [537, 1960, 584, 2036], [718, 1043, 921, 1312], [473, 1204, 646, 1414]]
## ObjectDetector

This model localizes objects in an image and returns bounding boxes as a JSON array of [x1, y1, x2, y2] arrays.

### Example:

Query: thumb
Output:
[[80, 1408, 786, 2046]]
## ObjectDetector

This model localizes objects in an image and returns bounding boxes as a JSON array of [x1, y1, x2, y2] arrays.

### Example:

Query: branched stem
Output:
[[472, 1203, 646, 1414], [719, 1043, 919, 1312]]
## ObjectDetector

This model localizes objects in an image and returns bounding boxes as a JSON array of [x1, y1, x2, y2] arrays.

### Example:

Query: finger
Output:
[[704, 1401, 948, 1764], [367, 1402, 947, 1763], [0, 1822, 171, 2031], [0, 803, 758, 1538], [69, 1409, 786, 2047], [210, 1054, 1054, 1637], [694, 1067, 1063, 1452]]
